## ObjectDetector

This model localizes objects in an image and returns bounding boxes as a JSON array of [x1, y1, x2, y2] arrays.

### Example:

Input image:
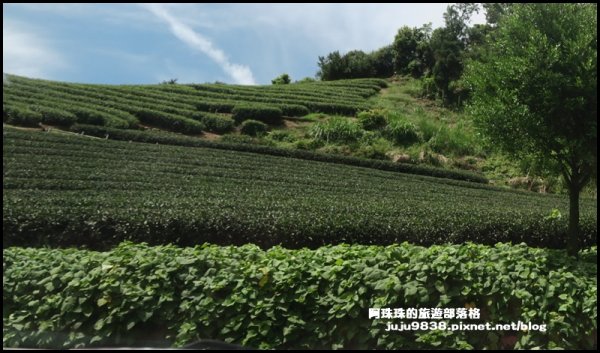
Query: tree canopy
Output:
[[464, 3, 597, 256], [271, 73, 291, 85]]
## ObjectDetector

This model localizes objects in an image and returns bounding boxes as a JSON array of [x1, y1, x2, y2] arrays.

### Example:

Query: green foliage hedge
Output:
[[133, 109, 204, 134], [69, 107, 130, 129], [304, 102, 364, 116], [4, 75, 382, 136], [31, 106, 78, 126], [240, 119, 268, 137], [195, 101, 235, 114], [3, 105, 87, 128], [357, 110, 388, 130], [232, 104, 283, 125], [3, 242, 596, 349], [196, 101, 308, 118], [3, 105, 43, 126], [278, 104, 309, 117], [197, 114, 235, 134]]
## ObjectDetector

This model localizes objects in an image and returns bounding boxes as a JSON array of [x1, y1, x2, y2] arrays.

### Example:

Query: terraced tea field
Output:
[[3, 128, 596, 250], [3, 3, 597, 349], [3, 75, 385, 134]]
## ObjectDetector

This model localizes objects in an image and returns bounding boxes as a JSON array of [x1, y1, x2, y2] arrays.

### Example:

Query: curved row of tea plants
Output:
[[68, 124, 488, 183], [3, 128, 596, 250], [3, 75, 385, 134], [3, 242, 596, 349]]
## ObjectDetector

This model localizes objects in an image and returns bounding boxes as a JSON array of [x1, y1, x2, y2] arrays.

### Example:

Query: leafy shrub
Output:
[[304, 102, 362, 116], [4, 75, 384, 134], [133, 109, 204, 134], [67, 107, 107, 125], [420, 76, 437, 99], [32, 106, 78, 126], [295, 77, 316, 83], [357, 110, 387, 130], [3, 242, 597, 349], [356, 137, 392, 160], [271, 73, 291, 84], [3, 105, 42, 126], [385, 119, 420, 145], [232, 104, 283, 125], [199, 115, 235, 134], [277, 104, 309, 117], [268, 130, 296, 143], [219, 134, 260, 145], [358, 130, 379, 145], [317, 144, 353, 156], [310, 117, 363, 143], [240, 119, 268, 137], [294, 138, 325, 150], [69, 107, 130, 129], [195, 101, 235, 113]]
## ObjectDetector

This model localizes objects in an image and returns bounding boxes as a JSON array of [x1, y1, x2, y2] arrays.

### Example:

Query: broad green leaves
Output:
[[3, 242, 597, 349]]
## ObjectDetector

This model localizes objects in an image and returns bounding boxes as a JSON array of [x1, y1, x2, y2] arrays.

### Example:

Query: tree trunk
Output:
[[566, 182, 581, 257]]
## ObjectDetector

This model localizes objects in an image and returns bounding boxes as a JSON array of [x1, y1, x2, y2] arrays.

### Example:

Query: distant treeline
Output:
[[317, 3, 511, 107]]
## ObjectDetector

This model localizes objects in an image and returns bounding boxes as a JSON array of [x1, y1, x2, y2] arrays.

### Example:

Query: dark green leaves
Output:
[[3, 242, 596, 349], [3, 75, 383, 134], [6, 128, 593, 251]]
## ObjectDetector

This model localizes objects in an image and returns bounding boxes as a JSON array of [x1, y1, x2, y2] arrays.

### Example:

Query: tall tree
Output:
[[465, 3, 597, 256], [317, 48, 392, 80], [429, 3, 479, 105], [272, 73, 291, 85], [483, 3, 513, 26], [317, 51, 345, 80], [343, 50, 376, 78], [430, 27, 463, 103], [371, 45, 395, 78], [392, 24, 432, 77]]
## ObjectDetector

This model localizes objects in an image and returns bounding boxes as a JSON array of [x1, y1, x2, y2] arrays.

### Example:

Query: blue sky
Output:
[[3, 3, 485, 85]]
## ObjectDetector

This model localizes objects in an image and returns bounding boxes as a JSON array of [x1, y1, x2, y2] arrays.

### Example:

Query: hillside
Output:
[[5, 74, 589, 194], [3, 127, 596, 250], [3, 3, 597, 350], [2, 74, 382, 131]]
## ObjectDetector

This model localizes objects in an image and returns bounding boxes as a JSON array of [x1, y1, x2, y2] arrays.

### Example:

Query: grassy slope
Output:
[[265, 78, 533, 187], [271, 77, 596, 196]]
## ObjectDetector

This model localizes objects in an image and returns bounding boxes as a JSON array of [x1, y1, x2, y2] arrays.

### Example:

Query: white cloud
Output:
[[156, 4, 487, 54], [5, 4, 156, 30], [143, 4, 256, 85], [3, 4, 489, 84], [157, 4, 424, 52], [3, 20, 66, 79]]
